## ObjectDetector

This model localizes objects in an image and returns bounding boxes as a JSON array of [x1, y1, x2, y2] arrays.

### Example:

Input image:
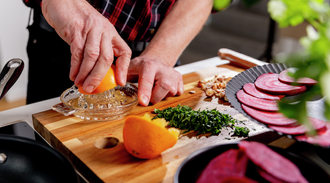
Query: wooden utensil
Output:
[[218, 48, 267, 69]]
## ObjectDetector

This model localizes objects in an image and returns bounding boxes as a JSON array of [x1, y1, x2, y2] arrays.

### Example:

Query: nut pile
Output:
[[197, 75, 232, 100]]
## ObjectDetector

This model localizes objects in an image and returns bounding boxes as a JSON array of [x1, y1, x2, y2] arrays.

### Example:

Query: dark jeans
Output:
[[26, 24, 73, 104]]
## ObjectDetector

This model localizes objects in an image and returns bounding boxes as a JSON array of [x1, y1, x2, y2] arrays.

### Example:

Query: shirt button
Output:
[[150, 28, 156, 34]]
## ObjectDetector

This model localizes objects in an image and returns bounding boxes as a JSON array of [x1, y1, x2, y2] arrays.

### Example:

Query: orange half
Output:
[[123, 113, 180, 159], [78, 64, 118, 95]]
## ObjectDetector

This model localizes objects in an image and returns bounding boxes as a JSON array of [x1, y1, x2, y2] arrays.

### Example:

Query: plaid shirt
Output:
[[23, 0, 176, 42]]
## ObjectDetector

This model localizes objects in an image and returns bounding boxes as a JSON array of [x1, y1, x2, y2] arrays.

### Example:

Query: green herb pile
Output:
[[233, 127, 250, 137], [153, 104, 249, 137]]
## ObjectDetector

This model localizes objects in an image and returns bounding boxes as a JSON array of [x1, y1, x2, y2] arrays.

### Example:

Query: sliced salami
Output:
[[295, 123, 330, 147], [279, 68, 317, 86], [236, 90, 278, 112], [238, 141, 308, 183], [196, 149, 248, 183], [255, 73, 307, 95], [241, 104, 296, 126], [269, 117, 327, 135], [243, 83, 285, 100]]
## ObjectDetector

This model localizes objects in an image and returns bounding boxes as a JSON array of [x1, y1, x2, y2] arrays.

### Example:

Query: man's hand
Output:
[[127, 56, 184, 106], [42, 0, 131, 93], [126, 0, 212, 106]]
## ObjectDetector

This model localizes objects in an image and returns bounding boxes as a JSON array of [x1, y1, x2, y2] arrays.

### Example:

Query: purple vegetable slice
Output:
[[222, 176, 258, 183], [241, 104, 296, 126], [256, 167, 285, 183], [239, 141, 308, 183], [196, 149, 248, 183], [295, 123, 330, 147], [255, 73, 307, 95], [269, 117, 327, 135], [243, 83, 285, 100], [236, 90, 278, 112], [279, 68, 317, 86]]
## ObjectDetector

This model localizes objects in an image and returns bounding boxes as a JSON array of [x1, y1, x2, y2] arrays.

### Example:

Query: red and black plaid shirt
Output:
[[23, 0, 176, 42]]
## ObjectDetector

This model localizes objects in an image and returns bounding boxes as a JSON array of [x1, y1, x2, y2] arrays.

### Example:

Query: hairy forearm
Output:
[[141, 0, 213, 66]]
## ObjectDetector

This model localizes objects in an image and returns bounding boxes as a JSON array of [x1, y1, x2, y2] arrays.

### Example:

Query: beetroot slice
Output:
[[256, 166, 285, 183], [222, 176, 258, 183], [269, 117, 327, 135], [196, 149, 249, 183], [238, 141, 308, 183], [295, 123, 330, 147], [269, 125, 307, 135], [236, 90, 278, 112], [241, 104, 297, 126], [255, 73, 307, 95], [243, 83, 285, 100], [279, 68, 317, 86]]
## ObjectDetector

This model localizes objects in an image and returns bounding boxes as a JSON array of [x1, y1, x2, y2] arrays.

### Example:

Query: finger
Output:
[[151, 78, 174, 104], [174, 72, 184, 96], [70, 37, 86, 82], [165, 73, 184, 98], [137, 65, 155, 106], [74, 29, 102, 88], [112, 35, 131, 86], [82, 32, 113, 93], [176, 76, 184, 96]]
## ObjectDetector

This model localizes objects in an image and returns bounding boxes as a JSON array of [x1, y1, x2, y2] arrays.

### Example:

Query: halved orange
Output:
[[78, 64, 118, 95], [123, 113, 180, 159]]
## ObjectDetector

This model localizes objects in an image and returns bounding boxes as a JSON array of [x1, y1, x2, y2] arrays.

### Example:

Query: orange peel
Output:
[[78, 65, 118, 95], [123, 113, 180, 159]]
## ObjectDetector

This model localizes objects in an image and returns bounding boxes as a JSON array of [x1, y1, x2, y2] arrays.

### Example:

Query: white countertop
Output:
[[0, 57, 228, 128]]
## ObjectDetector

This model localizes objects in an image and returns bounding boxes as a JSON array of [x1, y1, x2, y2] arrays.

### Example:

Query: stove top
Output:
[[0, 121, 48, 144]]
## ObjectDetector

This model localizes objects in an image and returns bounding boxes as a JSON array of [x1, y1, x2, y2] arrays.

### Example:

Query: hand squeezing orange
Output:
[[78, 65, 118, 95], [123, 113, 180, 159]]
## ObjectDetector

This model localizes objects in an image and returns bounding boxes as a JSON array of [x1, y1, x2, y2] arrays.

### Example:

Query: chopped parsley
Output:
[[153, 104, 249, 136], [233, 127, 250, 137]]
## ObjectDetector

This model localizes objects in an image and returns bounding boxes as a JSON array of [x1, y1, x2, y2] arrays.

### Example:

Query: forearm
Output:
[[141, 0, 213, 66]]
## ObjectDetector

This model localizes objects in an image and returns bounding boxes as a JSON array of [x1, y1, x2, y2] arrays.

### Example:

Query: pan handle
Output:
[[0, 59, 24, 101], [218, 48, 267, 69]]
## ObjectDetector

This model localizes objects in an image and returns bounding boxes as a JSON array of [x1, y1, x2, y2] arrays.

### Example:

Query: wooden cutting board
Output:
[[32, 64, 280, 183]]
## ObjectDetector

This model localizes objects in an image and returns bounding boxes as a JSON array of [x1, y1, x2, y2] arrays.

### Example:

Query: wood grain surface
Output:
[[32, 64, 286, 183]]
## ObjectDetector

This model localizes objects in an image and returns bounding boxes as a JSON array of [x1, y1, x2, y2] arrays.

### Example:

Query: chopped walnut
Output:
[[205, 89, 214, 97], [197, 75, 232, 100]]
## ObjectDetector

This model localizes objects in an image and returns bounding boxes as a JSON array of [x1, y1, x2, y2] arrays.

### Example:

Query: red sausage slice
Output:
[[238, 141, 308, 183], [236, 90, 278, 112], [241, 104, 297, 126], [255, 73, 307, 95], [279, 68, 317, 86], [243, 83, 285, 100]]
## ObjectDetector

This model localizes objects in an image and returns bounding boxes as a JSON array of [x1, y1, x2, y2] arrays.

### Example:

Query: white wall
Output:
[[0, 1, 30, 102]]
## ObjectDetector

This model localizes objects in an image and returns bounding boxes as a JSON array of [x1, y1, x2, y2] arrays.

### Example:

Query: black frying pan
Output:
[[0, 58, 24, 101], [0, 134, 79, 182], [0, 59, 79, 182]]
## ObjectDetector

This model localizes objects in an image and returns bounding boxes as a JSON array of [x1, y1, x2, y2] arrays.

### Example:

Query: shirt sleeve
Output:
[[23, 0, 42, 8]]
